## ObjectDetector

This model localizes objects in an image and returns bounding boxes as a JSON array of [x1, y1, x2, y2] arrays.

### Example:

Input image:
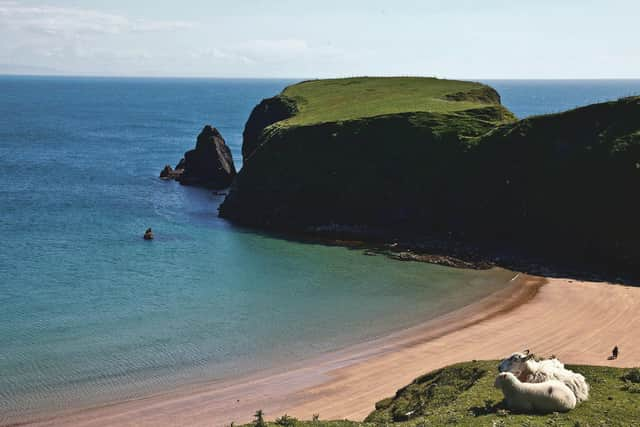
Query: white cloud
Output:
[[0, 1, 192, 37], [0, 1, 199, 75]]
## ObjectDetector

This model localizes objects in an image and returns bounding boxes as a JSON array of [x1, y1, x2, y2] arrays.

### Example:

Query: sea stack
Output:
[[161, 125, 236, 189]]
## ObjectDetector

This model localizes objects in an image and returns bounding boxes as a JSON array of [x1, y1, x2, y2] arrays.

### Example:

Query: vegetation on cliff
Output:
[[240, 77, 514, 161], [221, 77, 514, 226], [240, 361, 640, 426], [220, 77, 640, 275], [278, 77, 511, 126]]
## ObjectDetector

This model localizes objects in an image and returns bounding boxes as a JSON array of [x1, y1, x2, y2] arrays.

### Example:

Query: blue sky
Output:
[[1, 0, 638, 78]]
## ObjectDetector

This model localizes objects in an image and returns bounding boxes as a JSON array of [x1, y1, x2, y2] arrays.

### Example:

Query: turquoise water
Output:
[[1, 77, 639, 422]]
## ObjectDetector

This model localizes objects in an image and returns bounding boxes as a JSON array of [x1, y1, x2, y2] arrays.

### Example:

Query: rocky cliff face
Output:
[[220, 78, 515, 229], [464, 96, 640, 272], [242, 95, 298, 160], [220, 108, 512, 227], [161, 125, 236, 189], [219, 76, 640, 274]]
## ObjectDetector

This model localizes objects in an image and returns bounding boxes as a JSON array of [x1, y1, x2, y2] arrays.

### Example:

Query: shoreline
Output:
[[238, 225, 640, 284], [10, 273, 640, 426]]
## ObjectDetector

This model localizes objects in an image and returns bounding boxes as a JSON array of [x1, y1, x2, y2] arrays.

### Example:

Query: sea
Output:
[[1, 77, 639, 423]]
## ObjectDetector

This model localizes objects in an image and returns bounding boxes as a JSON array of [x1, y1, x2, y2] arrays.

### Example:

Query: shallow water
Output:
[[0, 77, 639, 421]]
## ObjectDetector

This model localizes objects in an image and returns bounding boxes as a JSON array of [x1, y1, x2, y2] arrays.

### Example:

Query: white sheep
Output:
[[494, 372, 577, 413], [498, 350, 589, 403]]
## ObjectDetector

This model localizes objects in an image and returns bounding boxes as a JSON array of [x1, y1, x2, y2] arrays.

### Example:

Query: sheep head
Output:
[[494, 372, 517, 389], [498, 349, 534, 378]]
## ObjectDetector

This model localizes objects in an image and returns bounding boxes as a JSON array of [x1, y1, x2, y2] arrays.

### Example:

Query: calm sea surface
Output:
[[1, 77, 639, 422]]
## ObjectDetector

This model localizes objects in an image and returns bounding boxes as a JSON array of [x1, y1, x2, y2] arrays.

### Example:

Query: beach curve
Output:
[[11, 273, 640, 427]]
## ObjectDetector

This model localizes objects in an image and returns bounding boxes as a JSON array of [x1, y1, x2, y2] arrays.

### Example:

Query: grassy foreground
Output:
[[279, 77, 512, 126], [242, 361, 640, 427]]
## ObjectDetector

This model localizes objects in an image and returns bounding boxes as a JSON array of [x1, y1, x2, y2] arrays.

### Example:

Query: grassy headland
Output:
[[243, 361, 640, 427], [220, 77, 640, 278], [279, 77, 512, 126], [221, 76, 516, 226]]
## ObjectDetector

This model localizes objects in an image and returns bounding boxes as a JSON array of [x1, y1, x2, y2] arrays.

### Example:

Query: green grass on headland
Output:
[[241, 361, 640, 427], [280, 77, 513, 126]]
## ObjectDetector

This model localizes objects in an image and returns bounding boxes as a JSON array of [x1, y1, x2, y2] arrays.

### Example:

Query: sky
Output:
[[1, 0, 639, 78]]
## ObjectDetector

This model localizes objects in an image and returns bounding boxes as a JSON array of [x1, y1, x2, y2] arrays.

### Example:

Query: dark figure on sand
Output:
[[143, 228, 154, 240], [608, 345, 619, 360]]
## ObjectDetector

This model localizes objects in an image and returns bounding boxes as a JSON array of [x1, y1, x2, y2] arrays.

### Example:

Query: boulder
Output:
[[143, 228, 154, 240]]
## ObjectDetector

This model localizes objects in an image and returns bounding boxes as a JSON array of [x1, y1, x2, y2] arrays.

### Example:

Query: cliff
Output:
[[219, 77, 640, 273], [220, 77, 514, 225]]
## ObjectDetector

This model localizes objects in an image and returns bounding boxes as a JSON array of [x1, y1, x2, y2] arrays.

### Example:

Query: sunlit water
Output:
[[1, 77, 639, 422]]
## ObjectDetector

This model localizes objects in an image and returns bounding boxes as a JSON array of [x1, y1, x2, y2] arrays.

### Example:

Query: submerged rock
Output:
[[161, 125, 236, 189]]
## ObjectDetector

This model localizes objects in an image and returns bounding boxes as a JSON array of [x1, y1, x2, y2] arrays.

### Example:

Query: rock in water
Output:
[[160, 125, 236, 189], [159, 164, 183, 179], [143, 228, 154, 240]]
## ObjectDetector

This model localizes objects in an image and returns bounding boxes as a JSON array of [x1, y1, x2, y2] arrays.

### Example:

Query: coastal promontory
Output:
[[220, 77, 515, 225], [219, 77, 640, 274]]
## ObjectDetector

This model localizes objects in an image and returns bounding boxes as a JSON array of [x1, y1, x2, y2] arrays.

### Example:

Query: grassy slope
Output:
[[279, 77, 513, 127], [243, 361, 640, 427]]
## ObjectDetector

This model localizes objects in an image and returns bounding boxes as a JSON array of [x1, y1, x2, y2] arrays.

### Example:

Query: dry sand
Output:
[[15, 274, 640, 427]]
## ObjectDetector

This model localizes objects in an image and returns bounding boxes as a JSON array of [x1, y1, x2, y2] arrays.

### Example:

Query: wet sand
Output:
[[14, 274, 640, 427]]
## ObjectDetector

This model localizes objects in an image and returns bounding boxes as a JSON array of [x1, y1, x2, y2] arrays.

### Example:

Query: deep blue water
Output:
[[1, 77, 639, 422], [484, 79, 640, 118]]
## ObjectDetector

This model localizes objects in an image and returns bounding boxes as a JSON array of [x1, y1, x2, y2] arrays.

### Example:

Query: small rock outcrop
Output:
[[160, 163, 183, 180], [143, 228, 154, 240], [161, 125, 236, 189]]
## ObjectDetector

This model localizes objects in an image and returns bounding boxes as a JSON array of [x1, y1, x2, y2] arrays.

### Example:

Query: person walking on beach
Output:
[[612, 345, 619, 360]]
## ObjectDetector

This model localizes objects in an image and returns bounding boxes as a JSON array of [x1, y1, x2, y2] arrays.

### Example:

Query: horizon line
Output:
[[2, 73, 640, 81]]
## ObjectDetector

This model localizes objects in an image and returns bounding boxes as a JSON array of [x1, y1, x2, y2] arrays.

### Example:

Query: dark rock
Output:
[[160, 164, 183, 180], [143, 228, 154, 240], [175, 157, 186, 170], [160, 125, 236, 189], [242, 95, 297, 161]]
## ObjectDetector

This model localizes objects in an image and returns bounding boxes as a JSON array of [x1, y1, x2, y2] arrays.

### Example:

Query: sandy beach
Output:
[[14, 273, 640, 427]]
